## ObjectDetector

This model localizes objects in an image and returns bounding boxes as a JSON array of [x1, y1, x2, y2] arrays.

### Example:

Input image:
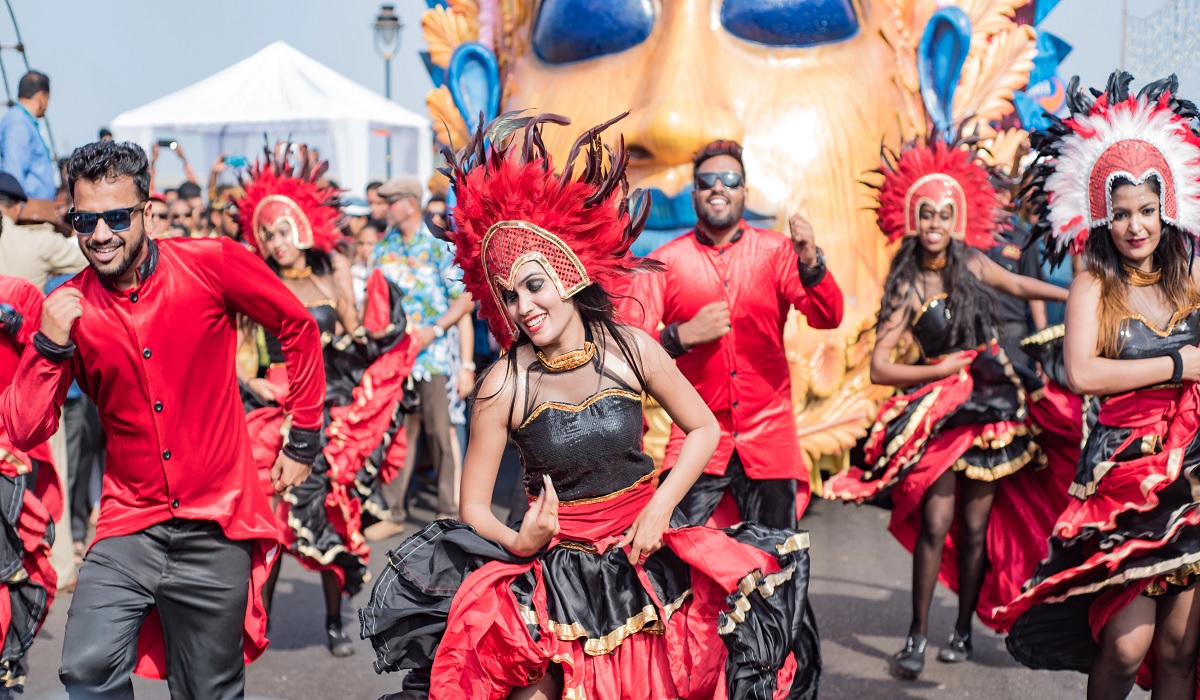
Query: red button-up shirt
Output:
[[2, 237, 324, 543], [631, 222, 843, 485], [0, 238, 325, 674]]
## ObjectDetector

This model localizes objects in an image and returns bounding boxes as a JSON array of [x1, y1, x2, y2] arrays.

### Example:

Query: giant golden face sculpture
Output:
[[423, 0, 1039, 473]]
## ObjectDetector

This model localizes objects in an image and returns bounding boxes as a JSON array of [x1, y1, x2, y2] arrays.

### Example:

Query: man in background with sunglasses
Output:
[[0, 140, 326, 699], [630, 139, 844, 529]]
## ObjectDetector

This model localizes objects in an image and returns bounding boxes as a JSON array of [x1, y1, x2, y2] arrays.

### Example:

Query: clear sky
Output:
[[2, 0, 1156, 187]]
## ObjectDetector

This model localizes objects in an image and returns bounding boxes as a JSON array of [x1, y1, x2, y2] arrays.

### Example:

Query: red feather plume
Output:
[[444, 112, 658, 348], [871, 136, 1001, 250], [237, 148, 342, 257]]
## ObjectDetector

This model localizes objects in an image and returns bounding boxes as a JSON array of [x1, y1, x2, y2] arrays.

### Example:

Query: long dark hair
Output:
[[475, 283, 649, 426], [877, 237, 1001, 350], [1086, 176, 1200, 357]]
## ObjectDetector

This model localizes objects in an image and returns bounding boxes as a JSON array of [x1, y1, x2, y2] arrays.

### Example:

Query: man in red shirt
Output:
[[0, 141, 325, 699], [633, 140, 844, 528]]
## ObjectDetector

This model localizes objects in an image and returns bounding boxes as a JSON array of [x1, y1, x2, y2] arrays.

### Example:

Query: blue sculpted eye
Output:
[[721, 0, 859, 47], [532, 0, 655, 64]]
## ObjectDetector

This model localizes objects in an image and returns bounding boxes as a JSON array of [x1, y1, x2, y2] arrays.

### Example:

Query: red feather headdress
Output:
[[1023, 72, 1200, 267], [871, 133, 1001, 250], [237, 146, 341, 258], [443, 112, 658, 348]]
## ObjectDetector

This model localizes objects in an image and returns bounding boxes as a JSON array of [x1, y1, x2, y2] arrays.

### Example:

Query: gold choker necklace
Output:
[[922, 256, 947, 271], [1124, 265, 1162, 287], [281, 266, 313, 280], [536, 342, 596, 372]]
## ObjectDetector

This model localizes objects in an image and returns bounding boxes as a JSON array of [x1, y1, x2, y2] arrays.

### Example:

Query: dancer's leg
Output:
[[953, 477, 996, 635], [1088, 595, 1155, 700], [1150, 583, 1200, 699], [909, 469, 956, 637]]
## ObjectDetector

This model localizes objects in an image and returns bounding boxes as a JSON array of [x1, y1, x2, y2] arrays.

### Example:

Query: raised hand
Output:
[[41, 287, 83, 345], [788, 213, 819, 266], [678, 301, 731, 347]]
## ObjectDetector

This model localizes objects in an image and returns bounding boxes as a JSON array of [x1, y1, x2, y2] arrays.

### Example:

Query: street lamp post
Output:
[[373, 4, 403, 178]]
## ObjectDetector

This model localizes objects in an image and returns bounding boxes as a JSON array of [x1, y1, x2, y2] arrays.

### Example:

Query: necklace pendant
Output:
[[537, 341, 596, 372], [281, 266, 314, 280]]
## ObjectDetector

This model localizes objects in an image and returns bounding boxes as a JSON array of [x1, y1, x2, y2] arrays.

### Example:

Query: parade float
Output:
[[418, 0, 1069, 487]]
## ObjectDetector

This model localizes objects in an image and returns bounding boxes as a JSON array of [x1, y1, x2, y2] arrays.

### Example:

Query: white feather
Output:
[[1045, 97, 1200, 253]]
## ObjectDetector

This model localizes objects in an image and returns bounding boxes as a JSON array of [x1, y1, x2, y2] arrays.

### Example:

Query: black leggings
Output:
[[909, 469, 996, 637]]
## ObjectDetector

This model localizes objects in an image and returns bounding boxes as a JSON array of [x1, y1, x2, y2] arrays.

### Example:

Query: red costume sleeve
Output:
[[215, 238, 326, 431], [8, 280, 43, 345], [777, 249, 844, 330], [1, 345, 76, 452]]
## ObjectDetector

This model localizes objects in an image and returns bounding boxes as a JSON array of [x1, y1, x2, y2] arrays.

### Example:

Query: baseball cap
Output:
[[343, 196, 370, 217], [0, 173, 28, 202], [376, 174, 423, 201]]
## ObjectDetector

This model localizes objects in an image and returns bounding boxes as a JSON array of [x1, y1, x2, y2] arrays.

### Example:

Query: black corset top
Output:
[[1114, 306, 1200, 361], [911, 294, 962, 358], [267, 301, 338, 363], [512, 389, 655, 503]]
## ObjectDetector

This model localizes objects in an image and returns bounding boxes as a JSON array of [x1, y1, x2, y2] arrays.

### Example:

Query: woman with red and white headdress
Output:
[[824, 130, 1069, 680], [998, 72, 1200, 699], [236, 146, 416, 657], [360, 113, 821, 700]]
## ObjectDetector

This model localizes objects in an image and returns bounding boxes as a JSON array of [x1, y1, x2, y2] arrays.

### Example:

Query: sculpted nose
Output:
[[624, 0, 743, 169], [626, 93, 743, 167]]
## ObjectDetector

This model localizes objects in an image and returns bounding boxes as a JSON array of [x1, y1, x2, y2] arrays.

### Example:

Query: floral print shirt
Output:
[[371, 225, 465, 381]]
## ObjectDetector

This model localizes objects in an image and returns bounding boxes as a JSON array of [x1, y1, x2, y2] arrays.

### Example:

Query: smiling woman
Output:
[[361, 113, 823, 700], [998, 72, 1200, 699]]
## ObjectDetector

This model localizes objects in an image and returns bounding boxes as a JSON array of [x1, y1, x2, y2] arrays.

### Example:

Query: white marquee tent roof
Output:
[[111, 41, 430, 196]]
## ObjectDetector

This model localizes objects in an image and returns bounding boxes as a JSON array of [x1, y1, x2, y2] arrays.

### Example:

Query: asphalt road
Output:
[[22, 454, 1147, 699]]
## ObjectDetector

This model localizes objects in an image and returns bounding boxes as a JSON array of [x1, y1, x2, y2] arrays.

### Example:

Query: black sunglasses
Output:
[[695, 171, 744, 190], [68, 204, 146, 235]]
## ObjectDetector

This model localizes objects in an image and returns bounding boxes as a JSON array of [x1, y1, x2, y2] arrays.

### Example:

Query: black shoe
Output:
[[326, 621, 355, 658], [892, 634, 927, 679], [937, 629, 972, 663], [378, 693, 427, 700]]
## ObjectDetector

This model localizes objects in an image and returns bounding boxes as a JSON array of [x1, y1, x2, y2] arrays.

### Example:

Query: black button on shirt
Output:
[[142, 348, 152, 359], [154, 402, 163, 412], [162, 450, 171, 460]]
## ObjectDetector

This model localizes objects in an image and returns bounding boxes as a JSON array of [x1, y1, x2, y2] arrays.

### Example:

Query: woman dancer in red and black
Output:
[[237, 148, 415, 656], [999, 72, 1200, 699], [361, 114, 821, 700], [825, 133, 1069, 679], [0, 276, 61, 697]]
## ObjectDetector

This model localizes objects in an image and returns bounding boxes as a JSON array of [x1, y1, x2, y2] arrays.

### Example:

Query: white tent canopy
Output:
[[111, 41, 430, 197]]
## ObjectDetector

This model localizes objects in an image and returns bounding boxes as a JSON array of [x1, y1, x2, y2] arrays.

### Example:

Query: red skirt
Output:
[[999, 384, 1200, 692], [0, 424, 63, 692], [825, 347, 1076, 631], [244, 338, 418, 594], [361, 481, 821, 699]]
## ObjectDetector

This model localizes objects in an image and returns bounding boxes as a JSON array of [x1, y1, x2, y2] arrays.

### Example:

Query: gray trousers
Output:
[[62, 396, 105, 543], [60, 519, 252, 700], [379, 374, 459, 520]]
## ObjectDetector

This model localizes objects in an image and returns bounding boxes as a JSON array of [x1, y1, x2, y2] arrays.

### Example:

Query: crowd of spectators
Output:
[[0, 70, 485, 588]]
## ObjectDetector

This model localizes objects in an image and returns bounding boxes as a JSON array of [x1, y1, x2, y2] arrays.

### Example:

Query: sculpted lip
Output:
[[524, 313, 547, 333]]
